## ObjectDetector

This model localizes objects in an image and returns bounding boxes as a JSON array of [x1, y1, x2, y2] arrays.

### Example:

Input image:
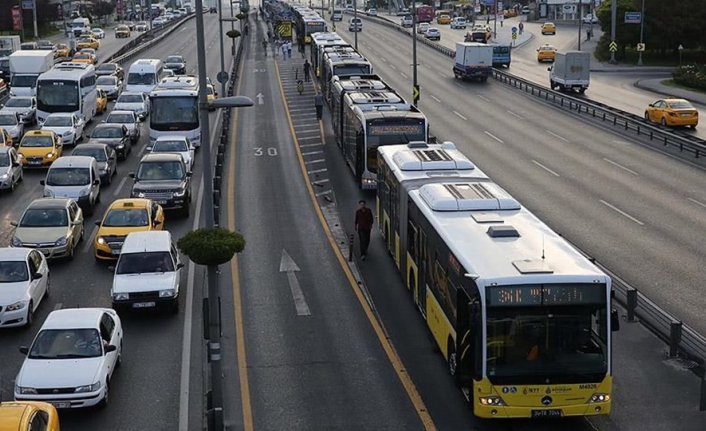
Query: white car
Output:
[[583, 13, 599, 24], [96, 75, 122, 100], [40, 113, 85, 146], [400, 15, 413, 27], [0, 111, 25, 141], [417, 22, 430, 34], [15, 308, 122, 408], [153, 17, 166, 26], [114, 92, 149, 120], [150, 136, 194, 170], [105, 110, 140, 143], [91, 28, 105, 39], [424, 27, 441, 40], [0, 247, 49, 328], [365, 8, 377, 16], [397, 7, 410, 16], [80, 47, 98, 62], [450, 17, 467, 29]]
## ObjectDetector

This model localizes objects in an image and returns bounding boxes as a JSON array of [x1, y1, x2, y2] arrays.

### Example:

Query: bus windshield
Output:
[[366, 119, 425, 173], [150, 96, 198, 130], [37, 80, 79, 112], [485, 306, 608, 384]]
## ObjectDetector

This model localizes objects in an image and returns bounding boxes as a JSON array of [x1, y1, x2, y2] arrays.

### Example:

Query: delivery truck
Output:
[[8, 51, 54, 97], [452, 42, 494, 82], [549, 51, 590, 93]]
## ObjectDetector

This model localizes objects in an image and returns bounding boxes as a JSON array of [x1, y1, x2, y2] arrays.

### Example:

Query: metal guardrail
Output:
[[110, 14, 196, 66], [346, 10, 706, 371]]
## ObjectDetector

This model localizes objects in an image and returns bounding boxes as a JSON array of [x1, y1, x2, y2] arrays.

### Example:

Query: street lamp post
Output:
[[353, 0, 358, 50], [411, 0, 418, 107], [217, 0, 227, 96], [637, 0, 645, 66], [609, 0, 617, 64], [577, 0, 582, 51]]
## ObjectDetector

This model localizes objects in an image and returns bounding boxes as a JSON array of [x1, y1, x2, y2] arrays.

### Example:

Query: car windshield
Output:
[[116, 251, 174, 274], [20, 136, 53, 147], [153, 140, 188, 152], [29, 328, 103, 359], [97, 64, 116, 72], [166, 56, 183, 63], [103, 208, 149, 227], [44, 116, 72, 127], [0, 153, 10, 167], [127, 73, 155, 86], [118, 94, 143, 103], [669, 101, 693, 109], [5, 98, 32, 108], [137, 161, 185, 180], [19, 208, 68, 227], [92, 28, 101, 32], [92, 127, 123, 139], [97, 76, 117, 86], [0, 261, 29, 283], [0, 114, 17, 126], [72, 147, 106, 161], [73, 54, 90, 60], [107, 113, 134, 123], [46, 167, 90, 186], [10, 75, 37, 87], [79, 38, 92, 43]]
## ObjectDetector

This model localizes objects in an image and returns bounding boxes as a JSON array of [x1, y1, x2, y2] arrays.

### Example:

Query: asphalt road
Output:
[[333, 17, 706, 347], [0, 14, 229, 431]]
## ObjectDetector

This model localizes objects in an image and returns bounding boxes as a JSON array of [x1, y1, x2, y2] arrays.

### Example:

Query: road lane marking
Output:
[[454, 82, 463, 88], [603, 158, 639, 176], [113, 176, 128, 196], [400, 72, 408, 78], [82, 225, 99, 254], [612, 140, 631, 145], [484, 131, 504, 143], [688, 197, 706, 209], [600, 200, 644, 225], [531, 160, 560, 177], [477, 93, 490, 102], [380, 57, 387, 62], [546, 130, 569, 142], [301, 150, 323, 156], [280, 249, 311, 316], [275, 60, 435, 430], [506, 110, 523, 119], [390, 64, 397, 70], [453, 111, 467, 121], [430, 95, 441, 103]]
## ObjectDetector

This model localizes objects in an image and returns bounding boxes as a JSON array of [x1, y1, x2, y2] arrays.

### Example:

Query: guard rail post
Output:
[[626, 287, 637, 322], [669, 320, 683, 358]]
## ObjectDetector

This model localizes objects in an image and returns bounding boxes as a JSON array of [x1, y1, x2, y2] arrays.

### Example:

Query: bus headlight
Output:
[[589, 393, 611, 403], [479, 396, 506, 406]]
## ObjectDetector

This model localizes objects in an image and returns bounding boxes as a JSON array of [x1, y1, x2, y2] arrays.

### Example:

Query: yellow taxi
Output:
[[645, 98, 699, 128], [115, 25, 131, 38], [72, 52, 96, 64], [0, 127, 12, 147], [76, 36, 100, 50], [0, 401, 60, 430], [17, 130, 63, 167], [536, 44, 557, 62], [94, 198, 165, 260], [55, 43, 70, 58], [96, 88, 108, 114], [541, 22, 556, 35], [436, 14, 451, 24], [206, 84, 217, 110]]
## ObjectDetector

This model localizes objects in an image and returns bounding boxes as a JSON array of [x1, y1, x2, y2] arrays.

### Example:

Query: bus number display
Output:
[[487, 285, 606, 307], [369, 124, 424, 136]]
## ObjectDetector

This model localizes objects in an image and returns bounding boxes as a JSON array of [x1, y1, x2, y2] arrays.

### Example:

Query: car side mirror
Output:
[[32, 272, 43, 280], [186, 171, 192, 177], [177, 263, 184, 269], [72, 219, 82, 225], [19, 346, 29, 355], [95, 220, 102, 226], [648, 103, 654, 107], [104, 344, 117, 353], [547, 67, 552, 72], [12, 162, 20, 167], [153, 219, 162, 226], [39, 180, 45, 185], [128, 172, 135, 178], [10, 221, 18, 227], [611, 309, 620, 332], [214, 92, 218, 96], [93, 179, 100, 186], [108, 266, 115, 272]]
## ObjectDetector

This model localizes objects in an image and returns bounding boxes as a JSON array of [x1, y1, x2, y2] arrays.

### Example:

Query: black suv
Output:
[[164, 55, 186, 75], [129, 153, 192, 217]]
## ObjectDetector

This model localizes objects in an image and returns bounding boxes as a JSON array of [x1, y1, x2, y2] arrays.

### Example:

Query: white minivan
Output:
[[349, 17, 362, 32], [40, 156, 101, 215], [125, 59, 165, 94], [332, 9, 343, 21]]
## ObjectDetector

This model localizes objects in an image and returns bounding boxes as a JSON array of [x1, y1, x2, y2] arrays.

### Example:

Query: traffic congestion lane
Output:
[[0, 15, 226, 430], [332, 22, 706, 429]]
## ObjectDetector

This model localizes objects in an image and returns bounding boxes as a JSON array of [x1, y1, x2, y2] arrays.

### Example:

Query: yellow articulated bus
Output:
[[377, 143, 620, 419]]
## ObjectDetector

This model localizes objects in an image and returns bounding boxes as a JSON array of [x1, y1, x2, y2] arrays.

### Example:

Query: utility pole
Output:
[[412, 0, 418, 106], [32, 0, 39, 39], [230, 0, 235, 56], [218, 0, 227, 96], [637, 0, 645, 65], [577, 0, 582, 51], [609, 0, 617, 63]]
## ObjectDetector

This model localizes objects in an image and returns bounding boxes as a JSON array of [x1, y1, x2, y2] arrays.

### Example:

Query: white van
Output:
[[40, 156, 101, 215], [71, 18, 91, 37], [349, 17, 362, 32], [332, 9, 343, 21], [125, 59, 165, 95], [110, 231, 183, 313]]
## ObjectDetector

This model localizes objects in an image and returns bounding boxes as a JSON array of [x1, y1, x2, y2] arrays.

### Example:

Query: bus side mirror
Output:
[[611, 309, 620, 332]]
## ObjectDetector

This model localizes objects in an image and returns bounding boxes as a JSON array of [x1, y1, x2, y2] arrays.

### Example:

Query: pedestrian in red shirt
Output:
[[354, 200, 374, 260]]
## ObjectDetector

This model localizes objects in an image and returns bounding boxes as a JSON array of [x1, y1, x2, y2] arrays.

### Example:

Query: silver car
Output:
[[114, 92, 149, 120], [96, 75, 122, 100], [10, 198, 84, 260], [0, 111, 24, 141], [0, 146, 23, 192], [0, 97, 36, 125], [104, 110, 140, 143]]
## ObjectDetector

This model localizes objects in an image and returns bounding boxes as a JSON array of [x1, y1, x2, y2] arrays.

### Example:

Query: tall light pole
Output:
[[577, 0, 582, 51], [217, 0, 227, 96], [609, 0, 617, 63], [353, 0, 358, 50], [493, 0, 497, 40], [637, 0, 645, 65], [411, 0, 418, 107]]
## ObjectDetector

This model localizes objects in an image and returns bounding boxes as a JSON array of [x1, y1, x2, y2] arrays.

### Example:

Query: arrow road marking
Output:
[[280, 249, 311, 316], [256, 93, 264, 105]]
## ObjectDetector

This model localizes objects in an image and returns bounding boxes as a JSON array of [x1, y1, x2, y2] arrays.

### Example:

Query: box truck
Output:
[[8, 51, 54, 97], [453, 42, 494, 82], [549, 51, 590, 93]]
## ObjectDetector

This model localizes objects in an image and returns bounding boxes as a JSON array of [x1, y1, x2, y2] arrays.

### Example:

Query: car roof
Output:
[[50, 155, 95, 168], [119, 91, 144, 96], [140, 152, 184, 162], [0, 146, 14, 154], [27, 197, 72, 209], [122, 230, 172, 253], [664, 98, 689, 103], [23, 130, 55, 137], [41, 308, 111, 330], [0, 247, 33, 260], [108, 198, 152, 210], [72, 142, 108, 152]]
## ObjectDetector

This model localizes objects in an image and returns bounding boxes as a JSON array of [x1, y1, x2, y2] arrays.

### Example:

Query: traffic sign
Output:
[[609, 41, 618, 52], [624, 12, 641, 24], [636, 43, 645, 52], [21, 0, 33, 9], [511, 26, 517, 33], [412, 85, 420, 104], [217, 71, 229, 84], [512, 33, 517, 40]]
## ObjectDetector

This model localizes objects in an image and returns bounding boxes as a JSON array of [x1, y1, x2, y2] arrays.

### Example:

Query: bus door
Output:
[[457, 290, 479, 386], [355, 130, 364, 182]]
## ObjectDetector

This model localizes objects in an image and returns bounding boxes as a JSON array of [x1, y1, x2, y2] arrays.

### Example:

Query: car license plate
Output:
[[681, 113, 691, 117], [29, 161, 41, 165], [531, 409, 562, 418], [111, 249, 121, 255], [52, 402, 71, 409], [132, 301, 156, 308], [156, 200, 167, 205]]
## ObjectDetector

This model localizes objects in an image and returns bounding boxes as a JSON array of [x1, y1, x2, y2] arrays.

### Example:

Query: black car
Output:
[[164, 55, 186, 75], [88, 124, 131, 160], [129, 153, 192, 217], [124, 21, 136, 30], [209, 7, 217, 13], [95, 63, 124, 80], [71, 143, 118, 185]]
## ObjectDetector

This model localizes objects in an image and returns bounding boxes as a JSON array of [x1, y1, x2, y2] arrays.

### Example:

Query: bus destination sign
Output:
[[487, 284, 606, 307]]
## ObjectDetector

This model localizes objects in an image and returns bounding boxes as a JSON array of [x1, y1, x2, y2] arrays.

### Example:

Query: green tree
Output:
[[92, 0, 115, 20]]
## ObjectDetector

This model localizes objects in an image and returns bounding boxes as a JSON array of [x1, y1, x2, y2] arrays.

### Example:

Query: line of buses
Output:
[[309, 28, 620, 420]]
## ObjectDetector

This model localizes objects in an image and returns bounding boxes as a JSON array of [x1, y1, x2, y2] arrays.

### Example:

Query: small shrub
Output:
[[226, 29, 241, 39], [673, 64, 706, 92], [178, 227, 245, 266]]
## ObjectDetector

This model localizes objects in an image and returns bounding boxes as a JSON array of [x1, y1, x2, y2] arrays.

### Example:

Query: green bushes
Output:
[[673, 65, 706, 92]]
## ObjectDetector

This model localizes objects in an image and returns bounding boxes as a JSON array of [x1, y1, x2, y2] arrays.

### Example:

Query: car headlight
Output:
[[159, 289, 176, 298], [43, 188, 54, 197], [79, 188, 89, 197], [17, 386, 37, 395], [0, 173, 8, 180], [75, 381, 102, 393], [62, 131, 73, 137], [113, 292, 129, 300], [137, 192, 145, 198], [96, 236, 106, 245], [55, 236, 68, 246], [5, 301, 27, 311], [46, 152, 54, 158], [17, 153, 24, 159], [11, 237, 23, 247], [479, 396, 506, 406], [117, 144, 124, 149], [589, 393, 611, 403], [173, 188, 186, 197]]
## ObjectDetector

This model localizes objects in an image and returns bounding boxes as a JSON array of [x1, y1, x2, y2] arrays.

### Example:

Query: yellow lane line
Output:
[[274, 59, 436, 430], [227, 55, 254, 431]]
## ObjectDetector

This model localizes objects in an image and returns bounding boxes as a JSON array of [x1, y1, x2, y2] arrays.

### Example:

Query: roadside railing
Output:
[[110, 13, 196, 66]]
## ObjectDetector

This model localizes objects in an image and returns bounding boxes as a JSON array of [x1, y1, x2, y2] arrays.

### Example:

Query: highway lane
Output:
[[333, 20, 706, 335], [0, 14, 227, 430], [218, 20, 431, 430]]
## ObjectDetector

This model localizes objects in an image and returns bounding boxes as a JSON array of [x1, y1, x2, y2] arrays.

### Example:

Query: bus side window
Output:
[[407, 221, 417, 261]]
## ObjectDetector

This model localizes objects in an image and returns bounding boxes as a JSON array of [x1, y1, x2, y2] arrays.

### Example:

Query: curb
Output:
[[633, 79, 706, 108]]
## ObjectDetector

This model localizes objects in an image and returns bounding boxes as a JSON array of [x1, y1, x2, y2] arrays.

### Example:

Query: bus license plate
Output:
[[532, 409, 562, 418], [132, 302, 156, 308]]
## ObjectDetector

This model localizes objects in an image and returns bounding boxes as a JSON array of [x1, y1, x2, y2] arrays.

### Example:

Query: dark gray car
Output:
[[88, 124, 131, 160], [71, 143, 118, 185], [0, 146, 23, 192], [95, 63, 124, 80], [164, 55, 186, 75], [129, 153, 192, 217]]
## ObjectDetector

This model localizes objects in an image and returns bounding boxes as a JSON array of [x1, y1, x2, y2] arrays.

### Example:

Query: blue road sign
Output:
[[21, 0, 33, 9], [511, 26, 517, 33], [624, 12, 641, 24]]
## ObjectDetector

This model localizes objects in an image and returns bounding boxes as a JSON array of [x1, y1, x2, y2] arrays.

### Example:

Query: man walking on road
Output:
[[314, 93, 324, 120], [303, 60, 311, 82], [355, 200, 374, 260]]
